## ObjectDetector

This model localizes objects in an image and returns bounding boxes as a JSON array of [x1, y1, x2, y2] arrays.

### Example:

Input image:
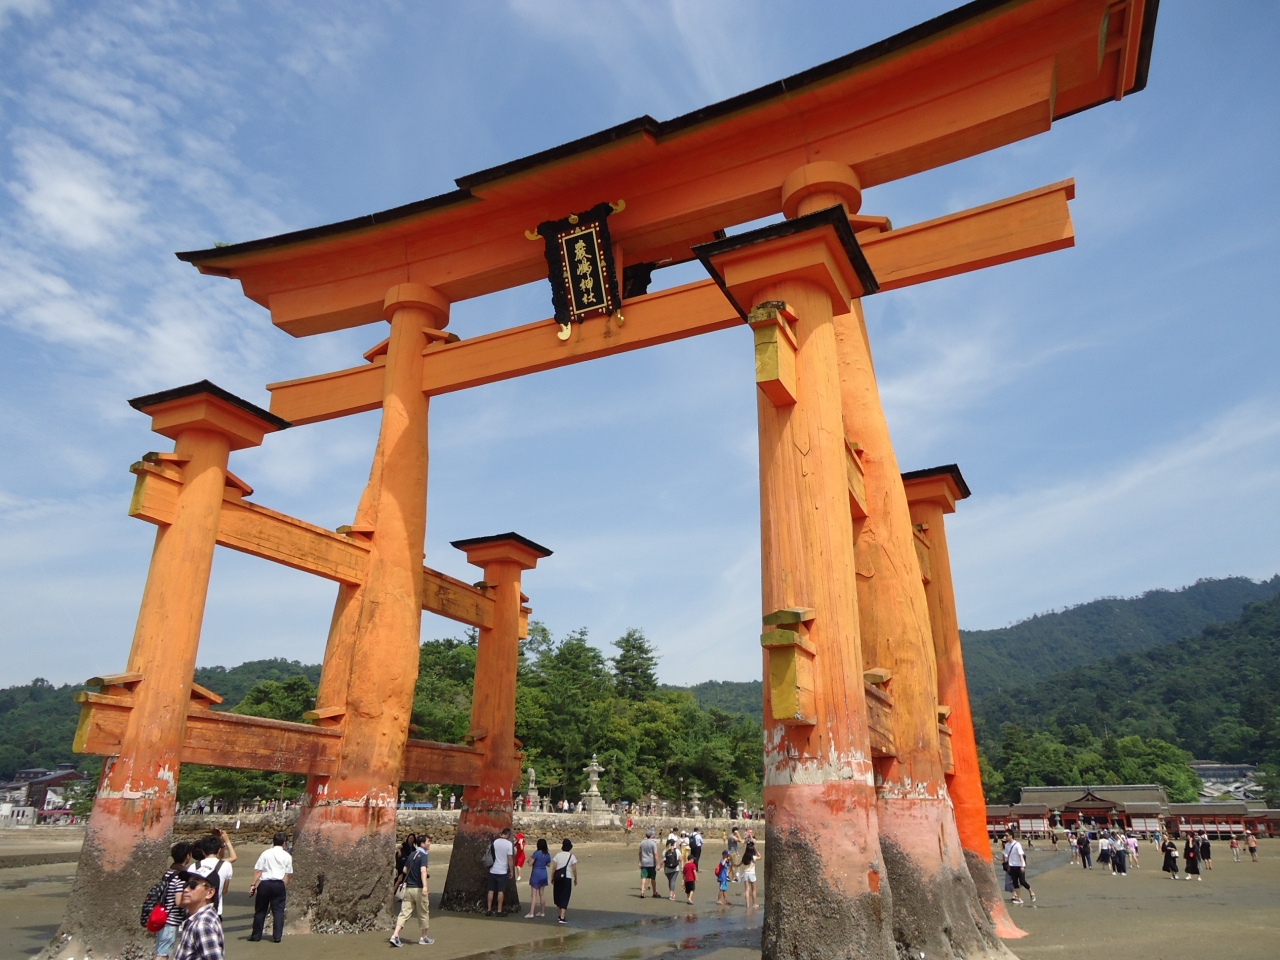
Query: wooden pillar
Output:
[[291, 282, 446, 933], [832, 292, 1011, 959], [52, 383, 285, 959], [903, 468, 1024, 939], [441, 533, 551, 912], [696, 205, 895, 960]]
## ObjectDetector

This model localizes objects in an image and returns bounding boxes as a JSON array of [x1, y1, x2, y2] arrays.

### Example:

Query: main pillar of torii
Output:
[[901, 465, 1022, 937]]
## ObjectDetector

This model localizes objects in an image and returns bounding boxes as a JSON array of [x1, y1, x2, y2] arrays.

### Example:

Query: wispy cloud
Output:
[[951, 398, 1280, 628]]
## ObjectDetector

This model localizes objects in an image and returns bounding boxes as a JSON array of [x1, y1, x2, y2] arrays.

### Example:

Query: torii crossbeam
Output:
[[50, 1, 1158, 958]]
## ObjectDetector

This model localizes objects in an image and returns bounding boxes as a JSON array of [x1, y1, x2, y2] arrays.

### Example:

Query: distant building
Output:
[[1189, 760, 1261, 800], [0, 764, 87, 817], [987, 784, 1280, 839]]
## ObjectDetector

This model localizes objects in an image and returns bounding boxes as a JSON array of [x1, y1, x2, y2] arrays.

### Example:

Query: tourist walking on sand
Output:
[[173, 868, 224, 960], [715, 851, 733, 905], [390, 834, 432, 947], [514, 832, 527, 882], [639, 829, 659, 897], [1200, 833, 1213, 870], [1068, 831, 1079, 864], [741, 839, 760, 909], [152, 842, 192, 960], [1078, 831, 1093, 869], [682, 850, 698, 904], [1183, 836, 1201, 881], [625, 815, 633, 844], [1002, 833, 1035, 905], [663, 839, 681, 900], [248, 832, 293, 942], [1111, 833, 1127, 876], [1098, 832, 1113, 872], [1246, 830, 1259, 861], [551, 839, 578, 924], [1161, 835, 1180, 879], [524, 838, 552, 918], [486, 827, 515, 916], [1126, 832, 1140, 868], [1230, 834, 1241, 862], [689, 827, 703, 867]]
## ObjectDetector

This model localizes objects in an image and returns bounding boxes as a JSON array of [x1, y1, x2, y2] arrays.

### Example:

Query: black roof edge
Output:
[[175, 188, 473, 264], [900, 463, 971, 499], [176, 0, 1155, 266], [692, 205, 879, 319], [450, 532, 553, 557], [128, 379, 292, 431]]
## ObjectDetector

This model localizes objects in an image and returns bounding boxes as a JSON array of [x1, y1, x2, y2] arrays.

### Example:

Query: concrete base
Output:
[[761, 782, 896, 960], [40, 821, 170, 960], [439, 827, 520, 914], [878, 798, 1016, 960], [290, 803, 398, 934]]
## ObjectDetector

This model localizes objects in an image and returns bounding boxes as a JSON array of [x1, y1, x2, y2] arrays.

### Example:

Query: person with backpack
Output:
[[248, 832, 293, 942], [173, 868, 224, 960], [662, 839, 681, 899], [192, 834, 234, 918], [551, 838, 578, 924], [715, 851, 732, 905], [390, 835, 432, 946], [485, 827, 515, 916], [689, 827, 703, 867], [142, 841, 192, 959]]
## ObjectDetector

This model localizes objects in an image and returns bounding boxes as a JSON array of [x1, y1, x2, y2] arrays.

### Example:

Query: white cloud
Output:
[[951, 398, 1280, 628]]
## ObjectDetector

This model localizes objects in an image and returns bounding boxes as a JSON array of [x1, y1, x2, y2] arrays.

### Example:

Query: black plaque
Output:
[[536, 202, 621, 325]]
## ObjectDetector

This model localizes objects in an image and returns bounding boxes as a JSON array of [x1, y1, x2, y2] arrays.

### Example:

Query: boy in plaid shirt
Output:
[[174, 869, 224, 960]]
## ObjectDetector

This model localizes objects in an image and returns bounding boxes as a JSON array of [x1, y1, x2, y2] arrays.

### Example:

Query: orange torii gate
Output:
[[51, 1, 1158, 958]]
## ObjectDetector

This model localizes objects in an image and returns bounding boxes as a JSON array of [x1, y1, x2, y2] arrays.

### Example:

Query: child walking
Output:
[[682, 853, 698, 905], [715, 851, 732, 905]]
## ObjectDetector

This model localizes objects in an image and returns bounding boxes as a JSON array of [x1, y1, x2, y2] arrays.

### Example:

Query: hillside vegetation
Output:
[[961, 576, 1280, 698], [974, 591, 1280, 771]]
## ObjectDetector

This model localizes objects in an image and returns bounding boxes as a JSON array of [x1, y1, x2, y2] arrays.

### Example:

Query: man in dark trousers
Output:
[[689, 828, 703, 868], [248, 833, 293, 942]]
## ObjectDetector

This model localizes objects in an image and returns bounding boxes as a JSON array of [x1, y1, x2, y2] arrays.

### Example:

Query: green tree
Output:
[[611, 628, 659, 701], [230, 675, 317, 722]]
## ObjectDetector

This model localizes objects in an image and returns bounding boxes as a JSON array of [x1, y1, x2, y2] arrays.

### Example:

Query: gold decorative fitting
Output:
[[610, 199, 626, 213], [557, 322, 572, 341], [567, 214, 579, 224], [613, 311, 625, 327], [524, 229, 541, 241]]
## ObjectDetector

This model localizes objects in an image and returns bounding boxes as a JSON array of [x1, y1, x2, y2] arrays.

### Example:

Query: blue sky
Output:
[[2, 1, 1279, 687]]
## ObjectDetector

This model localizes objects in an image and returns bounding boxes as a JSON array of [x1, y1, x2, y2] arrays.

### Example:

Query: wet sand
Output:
[[2, 834, 1275, 959]]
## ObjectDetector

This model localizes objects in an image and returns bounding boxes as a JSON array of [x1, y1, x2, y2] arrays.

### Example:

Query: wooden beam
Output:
[[859, 180, 1075, 290], [73, 692, 485, 784], [129, 462, 496, 628], [266, 182, 1074, 425]]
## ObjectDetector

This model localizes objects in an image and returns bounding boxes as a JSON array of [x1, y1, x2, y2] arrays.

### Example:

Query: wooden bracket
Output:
[[863, 667, 892, 685], [761, 606, 817, 726], [844, 439, 868, 520], [303, 705, 346, 728], [189, 682, 224, 707], [748, 301, 798, 407]]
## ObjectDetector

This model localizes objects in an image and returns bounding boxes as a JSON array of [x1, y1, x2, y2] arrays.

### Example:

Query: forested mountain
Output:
[[961, 576, 1280, 698], [667, 679, 762, 719], [974, 591, 1280, 770]]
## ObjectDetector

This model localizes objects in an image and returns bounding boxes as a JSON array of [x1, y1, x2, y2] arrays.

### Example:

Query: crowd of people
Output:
[[635, 825, 761, 907]]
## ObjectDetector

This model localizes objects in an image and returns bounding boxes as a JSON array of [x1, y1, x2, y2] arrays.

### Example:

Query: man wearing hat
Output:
[[173, 868, 224, 960]]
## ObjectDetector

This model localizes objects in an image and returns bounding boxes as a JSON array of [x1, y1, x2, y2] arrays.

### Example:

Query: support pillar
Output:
[[441, 533, 550, 912], [833, 295, 1011, 958], [291, 283, 446, 933], [903, 467, 1024, 939], [696, 206, 894, 960], [49, 383, 286, 959]]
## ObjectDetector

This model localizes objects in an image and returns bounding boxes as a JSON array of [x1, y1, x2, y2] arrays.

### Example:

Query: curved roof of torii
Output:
[[174, 0, 1158, 338]]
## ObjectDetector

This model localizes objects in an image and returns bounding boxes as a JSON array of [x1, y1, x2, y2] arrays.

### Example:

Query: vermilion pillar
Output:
[[441, 533, 551, 912], [903, 466, 1024, 939], [53, 383, 286, 959], [696, 207, 895, 960], [291, 283, 446, 932], [781, 160, 1009, 960]]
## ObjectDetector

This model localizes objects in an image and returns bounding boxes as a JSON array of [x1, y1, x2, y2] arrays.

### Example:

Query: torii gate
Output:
[[49, 1, 1158, 958]]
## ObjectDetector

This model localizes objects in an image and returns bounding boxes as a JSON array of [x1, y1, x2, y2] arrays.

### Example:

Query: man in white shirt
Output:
[[486, 827, 515, 916], [1001, 833, 1036, 905], [248, 832, 293, 942], [192, 832, 236, 917]]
